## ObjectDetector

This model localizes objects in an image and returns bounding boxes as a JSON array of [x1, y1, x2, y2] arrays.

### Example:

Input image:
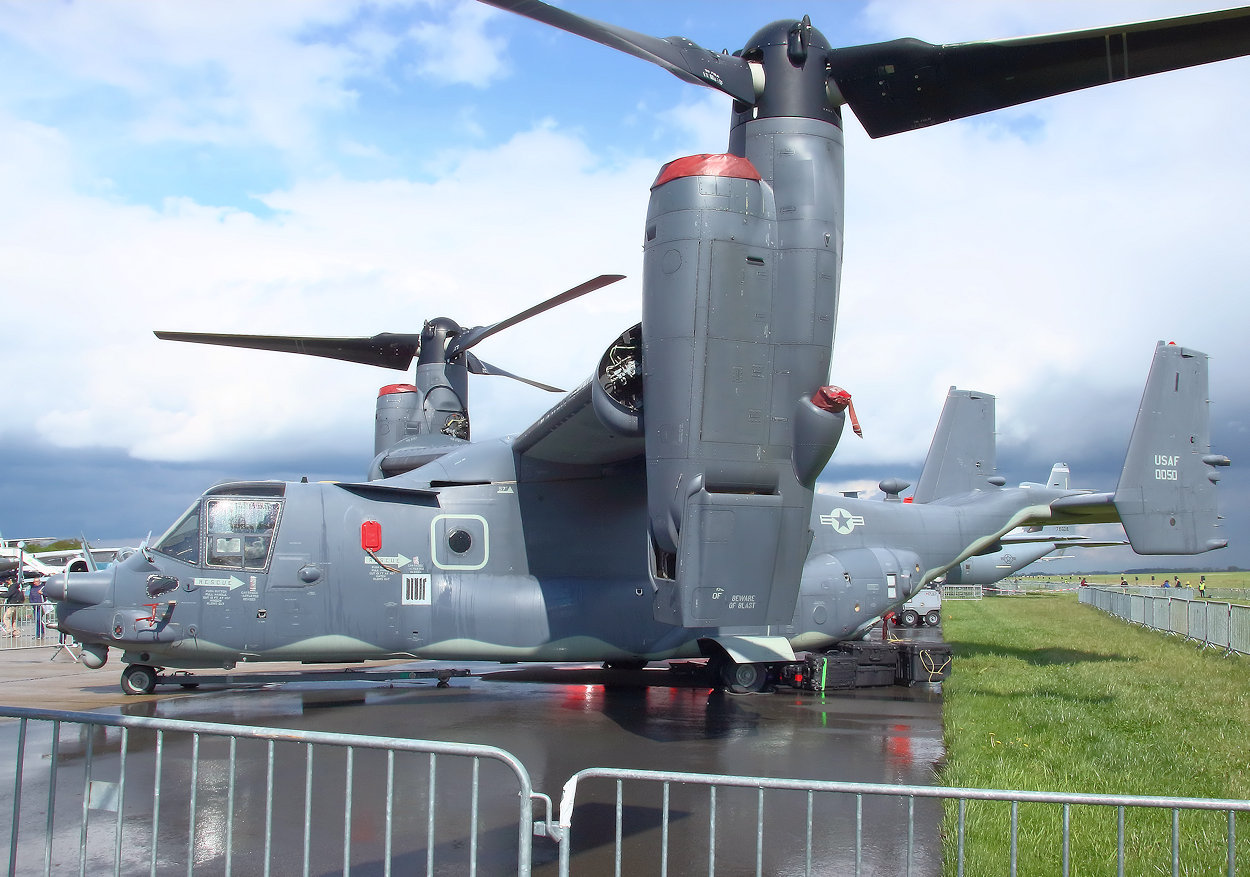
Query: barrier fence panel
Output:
[[1189, 602, 1209, 643], [1113, 591, 1131, 619], [1130, 594, 1147, 625], [551, 768, 945, 877], [0, 707, 546, 876], [1170, 599, 1191, 639], [1153, 597, 1173, 632], [1231, 605, 1250, 656], [941, 585, 983, 601], [0, 605, 63, 651], [552, 767, 1250, 877], [1209, 603, 1232, 651]]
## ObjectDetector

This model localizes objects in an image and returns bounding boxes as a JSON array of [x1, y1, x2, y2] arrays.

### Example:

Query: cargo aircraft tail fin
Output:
[[1113, 342, 1229, 553], [1051, 342, 1229, 554], [912, 388, 998, 503]]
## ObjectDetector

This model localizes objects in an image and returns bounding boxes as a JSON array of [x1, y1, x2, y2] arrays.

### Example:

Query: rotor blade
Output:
[[447, 273, 624, 358], [154, 331, 423, 371], [829, 7, 1250, 138], [479, 0, 757, 104], [465, 352, 564, 393]]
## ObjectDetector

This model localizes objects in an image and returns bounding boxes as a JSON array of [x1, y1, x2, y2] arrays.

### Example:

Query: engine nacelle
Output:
[[374, 384, 421, 458], [641, 148, 840, 629], [590, 323, 643, 439], [370, 373, 470, 479]]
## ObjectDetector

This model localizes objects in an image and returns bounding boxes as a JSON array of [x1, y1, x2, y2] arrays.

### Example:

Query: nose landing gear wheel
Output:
[[120, 664, 159, 696]]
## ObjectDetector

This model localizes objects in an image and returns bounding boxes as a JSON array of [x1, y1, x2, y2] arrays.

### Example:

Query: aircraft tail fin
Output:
[[1113, 342, 1230, 553], [1045, 463, 1070, 490], [912, 388, 997, 503]]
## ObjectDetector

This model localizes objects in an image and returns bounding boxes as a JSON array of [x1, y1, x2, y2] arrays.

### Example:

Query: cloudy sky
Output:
[[1, 0, 1247, 572]]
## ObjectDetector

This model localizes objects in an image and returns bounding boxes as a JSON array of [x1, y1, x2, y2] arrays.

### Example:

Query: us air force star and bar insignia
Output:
[[820, 508, 865, 535]]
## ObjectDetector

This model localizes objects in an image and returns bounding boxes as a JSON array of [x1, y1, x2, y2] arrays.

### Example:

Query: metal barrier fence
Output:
[[552, 767, 1250, 877], [941, 585, 983, 601], [1, 707, 1248, 875], [0, 606, 63, 651], [1080, 587, 1250, 656], [0, 706, 548, 876]]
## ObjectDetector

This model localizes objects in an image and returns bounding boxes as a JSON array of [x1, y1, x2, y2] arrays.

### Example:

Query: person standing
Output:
[[2, 576, 24, 636], [28, 576, 45, 639]]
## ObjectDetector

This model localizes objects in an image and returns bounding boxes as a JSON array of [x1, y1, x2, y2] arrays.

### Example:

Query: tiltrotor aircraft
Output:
[[46, 2, 1244, 694]]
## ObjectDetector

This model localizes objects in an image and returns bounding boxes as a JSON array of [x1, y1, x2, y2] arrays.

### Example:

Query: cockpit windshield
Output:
[[151, 495, 282, 571], [153, 501, 201, 564], [205, 498, 281, 571]]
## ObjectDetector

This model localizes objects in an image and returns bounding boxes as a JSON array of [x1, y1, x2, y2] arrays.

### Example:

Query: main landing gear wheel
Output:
[[900, 609, 920, 628], [925, 610, 941, 627], [120, 664, 159, 696], [719, 661, 769, 694]]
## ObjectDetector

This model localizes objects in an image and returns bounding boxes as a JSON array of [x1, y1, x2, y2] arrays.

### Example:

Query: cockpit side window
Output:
[[204, 498, 282, 571], [153, 502, 201, 564]]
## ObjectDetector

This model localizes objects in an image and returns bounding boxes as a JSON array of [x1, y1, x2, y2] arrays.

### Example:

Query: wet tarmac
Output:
[[0, 633, 946, 875]]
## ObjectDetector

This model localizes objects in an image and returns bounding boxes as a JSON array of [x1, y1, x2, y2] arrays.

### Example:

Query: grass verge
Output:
[[939, 592, 1250, 875]]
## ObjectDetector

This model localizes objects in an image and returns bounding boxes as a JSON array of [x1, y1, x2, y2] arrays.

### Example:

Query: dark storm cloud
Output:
[[0, 437, 361, 543], [818, 384, 1250, 572]]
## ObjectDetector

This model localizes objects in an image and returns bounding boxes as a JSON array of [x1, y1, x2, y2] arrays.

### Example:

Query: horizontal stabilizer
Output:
[[998, 532, 1125, 548]]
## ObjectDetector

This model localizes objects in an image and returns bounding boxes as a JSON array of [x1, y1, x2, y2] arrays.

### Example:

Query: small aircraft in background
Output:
[[0, 538, 128, 579], [0, 545, 62, 581], [44, 2, 1247, 693]]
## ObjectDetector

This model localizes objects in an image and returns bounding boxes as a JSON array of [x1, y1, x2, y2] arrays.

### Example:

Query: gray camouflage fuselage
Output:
[[40, 453, 1158, 669]]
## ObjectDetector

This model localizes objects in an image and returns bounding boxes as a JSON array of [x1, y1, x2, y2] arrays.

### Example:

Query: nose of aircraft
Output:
[[43, 569, 114, 605]]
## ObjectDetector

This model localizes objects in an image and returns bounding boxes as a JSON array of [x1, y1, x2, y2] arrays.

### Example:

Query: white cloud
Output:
[[404, 1, 510, 87], [1, 112, 659, 464], [0, 0, 511, 158]]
